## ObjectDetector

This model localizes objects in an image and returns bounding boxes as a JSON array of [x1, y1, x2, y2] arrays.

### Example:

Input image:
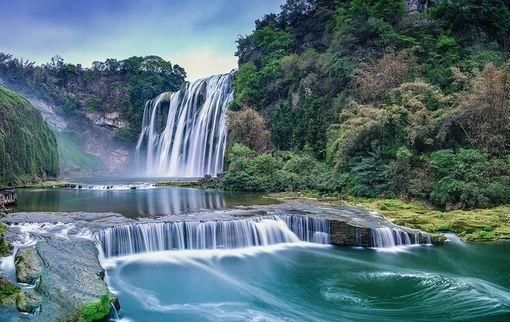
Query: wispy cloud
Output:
[[0, 0, 284, 79]]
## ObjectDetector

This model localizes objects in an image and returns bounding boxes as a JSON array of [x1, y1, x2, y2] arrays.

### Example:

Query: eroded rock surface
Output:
[[13, 235, 117, 321]]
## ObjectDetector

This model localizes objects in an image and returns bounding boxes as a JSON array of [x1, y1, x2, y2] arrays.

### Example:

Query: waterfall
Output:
[[96, 215, 330, 258], [370, 227, 420, 248], [135, 73, 234, 177]]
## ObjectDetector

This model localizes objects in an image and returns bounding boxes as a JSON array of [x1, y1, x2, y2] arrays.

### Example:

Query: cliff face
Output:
[[0, 86, 59, 186], [404, 0, 436, 13]]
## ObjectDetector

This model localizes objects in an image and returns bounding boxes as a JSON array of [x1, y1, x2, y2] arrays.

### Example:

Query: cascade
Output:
[[96, 215, 330, 258], [370, 227, 421, 248], [135, 73, 233, 177]]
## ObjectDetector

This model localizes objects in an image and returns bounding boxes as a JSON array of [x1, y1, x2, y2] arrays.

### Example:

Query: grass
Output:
[[16, 180, 72, 189], [271, 192, 510, 241]]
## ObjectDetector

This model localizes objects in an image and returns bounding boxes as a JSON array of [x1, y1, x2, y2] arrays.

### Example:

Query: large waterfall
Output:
[[135, 73, 233, 177], [96, 215, 330, 258]]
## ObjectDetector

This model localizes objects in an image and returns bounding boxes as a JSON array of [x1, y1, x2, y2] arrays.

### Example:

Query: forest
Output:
[[223, 0, 510, 210]]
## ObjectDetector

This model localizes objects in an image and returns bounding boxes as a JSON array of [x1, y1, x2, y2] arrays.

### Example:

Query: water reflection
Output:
[[14, 187, 273, 218]]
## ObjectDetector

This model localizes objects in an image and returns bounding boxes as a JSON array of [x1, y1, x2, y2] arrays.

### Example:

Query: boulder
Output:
[[14, 237, 118, 321], [15, 247, 42, 285]]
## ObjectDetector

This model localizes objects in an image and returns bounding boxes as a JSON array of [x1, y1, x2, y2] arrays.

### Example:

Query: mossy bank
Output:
[[271, 193, 510, 242], [0, 86, 58, 187]]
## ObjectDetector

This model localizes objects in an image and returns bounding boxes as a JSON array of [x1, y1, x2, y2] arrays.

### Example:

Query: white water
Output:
[[96, 215, 330, 258], [371, 227, 422, 248], [135, 73, 233, 177]]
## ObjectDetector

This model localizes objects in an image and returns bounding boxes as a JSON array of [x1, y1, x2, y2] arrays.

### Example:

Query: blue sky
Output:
[[0, 0, 284, 80]]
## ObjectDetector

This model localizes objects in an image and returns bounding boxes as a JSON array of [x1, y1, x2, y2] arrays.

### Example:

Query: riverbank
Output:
[[270, 192, 510, 242]]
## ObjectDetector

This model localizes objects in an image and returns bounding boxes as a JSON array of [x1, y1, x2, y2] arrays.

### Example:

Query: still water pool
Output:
[[13, 186, 273, 218]]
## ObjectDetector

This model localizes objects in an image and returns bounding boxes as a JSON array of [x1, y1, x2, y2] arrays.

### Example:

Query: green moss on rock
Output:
[[0, 276, 20, 306], [0, 222, 13, 257], [0, 86, 59, 187], [78, 294, 111, 322]]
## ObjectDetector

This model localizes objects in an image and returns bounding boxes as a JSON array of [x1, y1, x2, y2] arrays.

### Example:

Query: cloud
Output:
[[172, 48, 237, 81], [0, 0, 285, 78]]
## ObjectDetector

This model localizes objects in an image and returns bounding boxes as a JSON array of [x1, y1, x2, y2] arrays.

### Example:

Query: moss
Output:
[[270, 192, 510, 242], [78, 294, 111, 322], [16, 181, 72, 189], [0, 86, 59, 187], [0, 276, 20, 305], [0, 222, 12, 257]]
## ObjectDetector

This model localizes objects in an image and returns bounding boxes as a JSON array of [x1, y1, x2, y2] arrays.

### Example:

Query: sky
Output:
[[0, 0, 285, 80]]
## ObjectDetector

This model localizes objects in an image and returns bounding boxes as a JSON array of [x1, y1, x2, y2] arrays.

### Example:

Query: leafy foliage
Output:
[[227, 108, 272, 153], [226, 0, 510, 209]]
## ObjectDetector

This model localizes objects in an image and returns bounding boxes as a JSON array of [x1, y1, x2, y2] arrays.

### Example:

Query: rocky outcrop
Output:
[[14, 237, 118, 321], [0, 190, 17, 208], [85, 111, 127, 129], [405, 0, 436, 13]]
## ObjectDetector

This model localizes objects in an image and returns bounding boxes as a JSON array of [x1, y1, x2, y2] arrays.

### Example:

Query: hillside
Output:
[[223, 0, 510, 210], [0, 55, 186, 174], [0, 86, 58, 186]]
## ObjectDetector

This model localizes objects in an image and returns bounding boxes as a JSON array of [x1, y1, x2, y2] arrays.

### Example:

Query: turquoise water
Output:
[[9, 185, 510, 321], [105, 239, 510, 322]]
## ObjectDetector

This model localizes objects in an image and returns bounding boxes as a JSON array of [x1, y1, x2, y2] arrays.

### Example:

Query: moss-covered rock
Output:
[[0, 85, 59, 187], [14, 236, 118, 321], [15, 289, 41, 313], [15, 246, 43, 284], [0, 276, 20, 306], [271, 193, 510, 242], [0, 222, 12, 257], [76, 294, 113, 322]]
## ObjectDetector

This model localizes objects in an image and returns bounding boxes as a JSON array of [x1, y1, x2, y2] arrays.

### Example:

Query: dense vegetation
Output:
[[0, 86, 59, 186], [225, 0, 510, 210], [0, 54, 186, 142]]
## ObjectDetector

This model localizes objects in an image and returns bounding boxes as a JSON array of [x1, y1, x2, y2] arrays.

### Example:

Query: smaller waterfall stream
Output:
[[96, 215, 330, 258], [370, 227, 422, 248]]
